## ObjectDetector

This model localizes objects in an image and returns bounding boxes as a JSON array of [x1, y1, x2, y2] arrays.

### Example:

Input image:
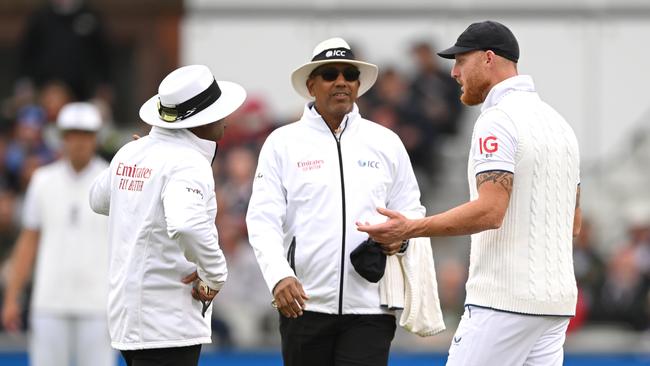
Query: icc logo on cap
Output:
[[326, 50, 346, 58]]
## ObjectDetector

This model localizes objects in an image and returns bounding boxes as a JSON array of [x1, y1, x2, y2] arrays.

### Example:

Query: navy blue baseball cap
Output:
[[437, 21, 519, 62]]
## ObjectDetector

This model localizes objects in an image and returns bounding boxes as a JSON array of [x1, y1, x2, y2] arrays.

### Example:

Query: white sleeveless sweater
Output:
[[465, 78, 579, 316]]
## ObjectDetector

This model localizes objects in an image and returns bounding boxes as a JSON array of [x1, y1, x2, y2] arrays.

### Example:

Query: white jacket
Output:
[[89, 126, 227, 350], [246, 103, 425, 315]]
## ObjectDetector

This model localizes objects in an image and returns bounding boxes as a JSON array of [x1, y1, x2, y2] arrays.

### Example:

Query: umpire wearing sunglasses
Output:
[[246, 37, 426, 366]]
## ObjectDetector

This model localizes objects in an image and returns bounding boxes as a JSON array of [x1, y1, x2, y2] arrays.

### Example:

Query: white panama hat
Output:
[[291, 37, 378, 100], [139, 65, 246, 129], [57, 102, 102, 132]]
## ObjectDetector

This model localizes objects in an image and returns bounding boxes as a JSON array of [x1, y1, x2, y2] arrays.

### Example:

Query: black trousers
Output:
[[280, 311, 396, 366], [120, 345, 201, 366]]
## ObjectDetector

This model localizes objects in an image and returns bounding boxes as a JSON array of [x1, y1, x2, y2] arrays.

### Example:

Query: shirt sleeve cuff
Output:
[[474, 161, 514, 175], [266, 267, 298, 294], [197, 267, 226, 291]]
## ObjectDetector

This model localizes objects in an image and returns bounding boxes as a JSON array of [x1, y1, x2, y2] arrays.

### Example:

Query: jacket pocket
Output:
[[287, 236, 296, 273]]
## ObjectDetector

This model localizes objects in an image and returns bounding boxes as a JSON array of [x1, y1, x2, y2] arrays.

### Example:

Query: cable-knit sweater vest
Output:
[[466, 86, 580, 316]]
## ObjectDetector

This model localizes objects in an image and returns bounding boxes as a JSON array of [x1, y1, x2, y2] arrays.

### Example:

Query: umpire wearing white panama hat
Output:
[[246, 37, 425, 366], [139, 64, 246, 129], [90, 65, 245, 366], [290, 37, 378, 100]]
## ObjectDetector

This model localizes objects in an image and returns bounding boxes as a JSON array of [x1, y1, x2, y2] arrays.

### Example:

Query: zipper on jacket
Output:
[[287, 236, 296, 273], [331, 117, 349, 315]]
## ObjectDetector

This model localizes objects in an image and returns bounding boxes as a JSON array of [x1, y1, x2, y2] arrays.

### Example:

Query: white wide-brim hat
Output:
[[291, 37, 378, 100], [57, 102, 102, 131], [140, 64, 246, 129]]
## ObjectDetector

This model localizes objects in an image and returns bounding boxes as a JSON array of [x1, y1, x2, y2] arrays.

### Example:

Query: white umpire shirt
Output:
[[89, 126, 227, 350]]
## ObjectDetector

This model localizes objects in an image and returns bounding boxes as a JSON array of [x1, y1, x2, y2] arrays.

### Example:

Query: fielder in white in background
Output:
[[89, 65, 245, 366], [357, 21, 582, 366], [2, 102, 114, 366]]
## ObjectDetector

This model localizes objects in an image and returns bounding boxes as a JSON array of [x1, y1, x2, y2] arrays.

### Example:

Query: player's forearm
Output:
[[573, 207, 582, 238], [572, 186, 582, 237], [4, 230, 39, 302], [409, 199, 503, 238]]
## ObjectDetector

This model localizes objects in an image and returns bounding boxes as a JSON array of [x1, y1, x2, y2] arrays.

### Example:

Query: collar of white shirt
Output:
[[149, 126, 217, 162], [305, 102, 359, 134], [481, 75, 536, 112]]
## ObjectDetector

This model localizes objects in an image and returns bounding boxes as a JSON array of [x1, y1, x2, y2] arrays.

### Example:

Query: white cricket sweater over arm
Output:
[[380, 237, 445, 336], [465, 75, 580, 316]]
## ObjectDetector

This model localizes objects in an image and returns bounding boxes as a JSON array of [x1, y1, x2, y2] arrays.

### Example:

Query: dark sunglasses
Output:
[[312, 66, 360, 82]]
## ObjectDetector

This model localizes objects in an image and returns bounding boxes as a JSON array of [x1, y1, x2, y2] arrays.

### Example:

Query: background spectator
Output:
[[18, 0, 112, 103]]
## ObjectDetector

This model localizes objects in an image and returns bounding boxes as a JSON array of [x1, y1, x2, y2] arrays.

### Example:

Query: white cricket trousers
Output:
[[30, 313, 115, 366], [446, 305, 570, 366]]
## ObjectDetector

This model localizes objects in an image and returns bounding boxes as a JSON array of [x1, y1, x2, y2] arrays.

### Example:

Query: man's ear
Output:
[[484, 50, 496, 65], [306, 78, 315, 96]]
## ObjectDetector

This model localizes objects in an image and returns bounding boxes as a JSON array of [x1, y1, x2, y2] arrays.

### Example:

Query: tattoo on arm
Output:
[[575, 185, 581, 209], [476, 170, 514, 196]]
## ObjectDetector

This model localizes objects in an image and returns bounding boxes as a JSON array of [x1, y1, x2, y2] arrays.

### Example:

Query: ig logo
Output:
[[479, 136, 498, 154]]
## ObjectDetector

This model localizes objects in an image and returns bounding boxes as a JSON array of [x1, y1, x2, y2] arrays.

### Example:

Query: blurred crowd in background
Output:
[[0, 0, 648, 351]]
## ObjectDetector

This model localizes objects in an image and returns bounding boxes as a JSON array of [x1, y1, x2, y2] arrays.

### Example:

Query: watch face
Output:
[[399, 240, 409, 253]]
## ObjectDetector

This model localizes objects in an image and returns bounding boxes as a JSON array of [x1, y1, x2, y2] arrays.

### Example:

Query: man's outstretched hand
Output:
[[356, 207, 411, 244]]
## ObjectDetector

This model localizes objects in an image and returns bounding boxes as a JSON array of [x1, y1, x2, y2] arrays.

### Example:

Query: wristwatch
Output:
[[398, 239, 410, 254]]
